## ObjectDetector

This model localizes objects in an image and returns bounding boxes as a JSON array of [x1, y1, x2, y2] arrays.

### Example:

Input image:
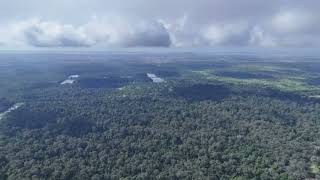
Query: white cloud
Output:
[[0, 1, 319, 49], [202, 23, 249, 46], [248, 10, 320, 47], [160, 17, 249, 47], [159, 15, 204, 47], [21, 19, 94, 47], [249, 26, 277, 47], [271, 11, 317, 34]]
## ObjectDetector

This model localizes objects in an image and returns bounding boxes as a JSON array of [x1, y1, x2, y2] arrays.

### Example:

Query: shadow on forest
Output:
[[173, 84, 231, 101], [0, 98, 14, 113], [173, 83, 320, 104], [307, 77, 320, 86], [2, 107, 94, 137], [77, 77, 132, 88], [239, 87, 320, 104], [29, 82, 57, 89]]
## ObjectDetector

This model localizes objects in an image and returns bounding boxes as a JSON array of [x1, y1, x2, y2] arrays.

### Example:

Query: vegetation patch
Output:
[[215, 71, 274, 79], [194, 70, 320, 96], [236, 64, 301, 73]]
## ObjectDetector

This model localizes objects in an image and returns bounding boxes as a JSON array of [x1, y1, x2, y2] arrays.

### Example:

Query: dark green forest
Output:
[[1, 52, 320, 179]]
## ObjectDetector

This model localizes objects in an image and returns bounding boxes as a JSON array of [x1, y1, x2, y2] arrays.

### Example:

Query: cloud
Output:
[[123, 22, 171, 47], [0, 0, 319, 48], [21, 19, 93, 47], [160, 16, 250, 47], [249, 10, 320, 47], [201, 23, 250, 46], [270, 11, 319, 34], [0, 18, 171, 48], [159, 7, 320, 48], [249, 26, 277, 47]]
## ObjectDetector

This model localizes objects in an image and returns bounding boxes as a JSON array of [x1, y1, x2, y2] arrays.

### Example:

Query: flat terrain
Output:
[[0, 51, 320, 179]]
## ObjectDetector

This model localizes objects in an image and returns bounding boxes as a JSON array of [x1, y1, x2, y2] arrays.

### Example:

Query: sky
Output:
[[0, 0, 319, 49]]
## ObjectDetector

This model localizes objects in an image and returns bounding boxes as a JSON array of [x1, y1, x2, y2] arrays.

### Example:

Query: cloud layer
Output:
[[0, 18, 171, 48], [0, 0, 319, 48]]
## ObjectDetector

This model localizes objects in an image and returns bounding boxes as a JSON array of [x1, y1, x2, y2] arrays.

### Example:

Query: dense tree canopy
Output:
[[1, 53, 320, 179], [1, 81, 320, 180]]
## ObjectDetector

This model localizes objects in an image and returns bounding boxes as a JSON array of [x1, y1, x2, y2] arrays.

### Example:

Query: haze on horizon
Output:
[[0, 0, 319, 50]]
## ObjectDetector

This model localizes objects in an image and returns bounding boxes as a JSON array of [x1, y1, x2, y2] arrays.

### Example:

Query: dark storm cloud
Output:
[[123, 22, 171, 47], [0, 0, 319, 48], [4, 18, 171, 48]]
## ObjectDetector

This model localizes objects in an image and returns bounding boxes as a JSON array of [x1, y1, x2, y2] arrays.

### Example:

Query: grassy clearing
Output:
[[235, 64, 302, 73], [311, 164, 320, 174], [192, 69, 320, 96]]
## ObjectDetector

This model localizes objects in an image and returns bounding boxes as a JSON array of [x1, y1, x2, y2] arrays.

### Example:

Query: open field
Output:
[[191, 62, 320, 98]]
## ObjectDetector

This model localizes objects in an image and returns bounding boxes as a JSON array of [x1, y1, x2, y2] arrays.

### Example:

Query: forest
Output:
[[0, 52, 320, 179]]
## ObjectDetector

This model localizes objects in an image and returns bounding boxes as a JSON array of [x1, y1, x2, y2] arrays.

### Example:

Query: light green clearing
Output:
[[235, 64, 302, 73], [311, 164, 320, 174], [192, 70, 320, 96]]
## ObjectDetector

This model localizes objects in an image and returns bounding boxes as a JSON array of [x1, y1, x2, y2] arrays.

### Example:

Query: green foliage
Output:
[[1, 53, 320, 179]]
